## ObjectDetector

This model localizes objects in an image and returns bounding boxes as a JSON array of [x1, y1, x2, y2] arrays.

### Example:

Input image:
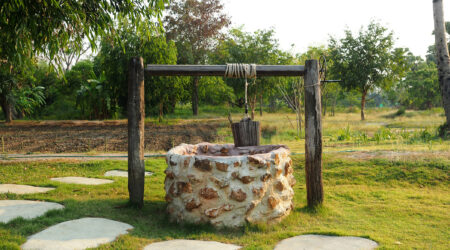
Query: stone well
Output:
[[164, 142, 295, 228]]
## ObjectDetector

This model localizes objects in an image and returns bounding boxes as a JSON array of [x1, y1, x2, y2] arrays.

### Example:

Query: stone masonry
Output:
[[164, 143, 295, 228]]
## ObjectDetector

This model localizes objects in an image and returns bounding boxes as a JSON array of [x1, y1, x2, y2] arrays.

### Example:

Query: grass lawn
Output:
[[0, 153, 448, 249]]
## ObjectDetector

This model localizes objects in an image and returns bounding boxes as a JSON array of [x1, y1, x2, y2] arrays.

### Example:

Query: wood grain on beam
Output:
[[145, 65, 305, 76]]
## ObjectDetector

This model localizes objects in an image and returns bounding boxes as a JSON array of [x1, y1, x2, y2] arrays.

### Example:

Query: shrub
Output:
[[261, 125, 277, 139], [395, 106, 406, 116]]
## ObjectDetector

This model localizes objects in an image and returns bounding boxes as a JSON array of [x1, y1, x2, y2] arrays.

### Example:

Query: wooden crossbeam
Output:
[[145, 64, 305, 76]]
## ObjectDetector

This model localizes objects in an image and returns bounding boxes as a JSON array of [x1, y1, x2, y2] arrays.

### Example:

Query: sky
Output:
[[223, 0, 450, 58]]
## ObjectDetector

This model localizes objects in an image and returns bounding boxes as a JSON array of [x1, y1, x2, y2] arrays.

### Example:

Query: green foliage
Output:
[[198, 77, 235, 105], [261, 125, 277, 139], [0, 59, 47, 120], [212, 27, 286, 114], [397, 62, 441, 109], [395, 106, 406, 116], [0, 0, 167, 122], [0, 0, 167, 66], [95, 20, 182, 118], [76, 76, 118, 120], [329, 21, 409, 119], [13, 86, 45, 117]]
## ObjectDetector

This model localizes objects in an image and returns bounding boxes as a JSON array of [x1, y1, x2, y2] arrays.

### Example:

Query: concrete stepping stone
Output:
[[0, 200, 64, 223], [0, 184, 54, 194], [50, 177, 113, 185], [22, 217, 133, 250], [274, 234, 378, 250], [104, 170, 153, 177], [143, 239, 241, 250]]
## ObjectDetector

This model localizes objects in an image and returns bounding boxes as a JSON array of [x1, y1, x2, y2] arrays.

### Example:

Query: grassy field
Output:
[[0, 155, 448, 249], [0, 107, 449, 249]]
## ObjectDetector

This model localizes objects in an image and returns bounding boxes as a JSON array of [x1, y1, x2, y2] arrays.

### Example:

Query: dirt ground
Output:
[[0, 120, 224, 153]]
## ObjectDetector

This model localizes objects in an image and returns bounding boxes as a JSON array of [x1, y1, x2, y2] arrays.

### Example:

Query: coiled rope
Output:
[[224, 64, 257, 117]]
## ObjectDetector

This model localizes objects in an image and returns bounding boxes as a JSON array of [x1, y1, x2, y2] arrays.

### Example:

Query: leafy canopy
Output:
[[0, 0, 167, 66], [164, 0, 230, 64], [329, 21, 408, 94]]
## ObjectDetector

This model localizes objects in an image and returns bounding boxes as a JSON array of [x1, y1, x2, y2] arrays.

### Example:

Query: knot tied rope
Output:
[[225, 64, 257, 118], [224, 63, 257, 79]]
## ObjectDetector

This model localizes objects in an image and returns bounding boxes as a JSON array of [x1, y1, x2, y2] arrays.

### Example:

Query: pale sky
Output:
[[223, 0, 450, 58]]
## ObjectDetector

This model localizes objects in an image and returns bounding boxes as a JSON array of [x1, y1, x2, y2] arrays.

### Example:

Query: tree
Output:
[[164, 0, 230, 116], [397, 61, 441, 109], [329, 21, 408, 120], [426, 22, 450, 64], [0, 0, 167, 122], [432, 0, 450, 129], [211, 27, 282, 119], [95, 19, 182, 121]]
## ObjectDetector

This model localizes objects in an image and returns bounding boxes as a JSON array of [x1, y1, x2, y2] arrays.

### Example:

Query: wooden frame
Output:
[[128, 58, 322, 208]]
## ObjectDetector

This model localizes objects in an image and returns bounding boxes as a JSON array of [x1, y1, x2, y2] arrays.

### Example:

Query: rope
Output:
[[225, 64, 257, 117]]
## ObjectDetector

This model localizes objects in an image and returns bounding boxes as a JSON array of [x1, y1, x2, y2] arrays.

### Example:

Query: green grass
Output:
[[0, 155, 449, 249]]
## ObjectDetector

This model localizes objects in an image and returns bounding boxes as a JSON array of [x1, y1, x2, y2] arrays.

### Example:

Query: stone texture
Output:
[[104, 170, 152, 177], [0, 200, 64, 223], [274, 234, 378, 250], [50, 177, 113, 185], [0, 184, 54, 194], [22, 217, 133, 250], [143, 239, 241, 250], [199, 187, 218, 199], [230, 189, 247, 202], [164, 143, 294, 227]]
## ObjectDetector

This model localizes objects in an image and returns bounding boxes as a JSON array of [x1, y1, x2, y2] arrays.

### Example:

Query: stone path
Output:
[[143, 239, 241, 250], [104, 170, 153, 177], [50, 177, 113, 185], [0, 184, 54, 194], [0, 200, 64, 223], [22, 217, 133, 250], [274, 234, 378, 250]]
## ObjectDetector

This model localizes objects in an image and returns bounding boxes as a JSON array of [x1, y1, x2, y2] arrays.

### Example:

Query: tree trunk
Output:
[[331, 96, 337, 116], [433, 0, 450, 125], [361, 90, 367, 121], [269, 96, 276, 112], [259, 93, 263, 116], [0, 98, 13, 123], [191, 76, 199, 116]]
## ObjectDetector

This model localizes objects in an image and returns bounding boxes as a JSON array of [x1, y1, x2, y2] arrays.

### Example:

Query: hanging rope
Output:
[[225, 64, 257, 117]]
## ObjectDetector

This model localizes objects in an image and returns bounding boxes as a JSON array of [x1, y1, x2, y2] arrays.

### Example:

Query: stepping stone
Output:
[[0, 200, 64, 223], [22, 217, 133, 250], [274, 234, 378, 250], [51, 177, 113, 185], [143, 239, 241, 250], [0, 184, 55, 194], [104, 170, 153, 177]]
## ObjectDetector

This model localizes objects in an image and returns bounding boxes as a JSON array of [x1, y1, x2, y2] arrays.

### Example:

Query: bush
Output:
[[337, 125, 352, 141], [395, 106, 406, 116], [261, 125, 277, 139]]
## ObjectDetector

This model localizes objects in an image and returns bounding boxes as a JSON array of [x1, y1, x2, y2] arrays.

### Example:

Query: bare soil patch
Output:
[[0, 120, 223, 153]]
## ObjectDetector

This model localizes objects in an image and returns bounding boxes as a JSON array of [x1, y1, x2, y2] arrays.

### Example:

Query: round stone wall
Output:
[[164, 143, 295, 228]]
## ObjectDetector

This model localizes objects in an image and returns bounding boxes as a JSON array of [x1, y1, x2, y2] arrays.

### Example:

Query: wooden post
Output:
[[304, 59, 323, 207], [128, 57, 145, 208]]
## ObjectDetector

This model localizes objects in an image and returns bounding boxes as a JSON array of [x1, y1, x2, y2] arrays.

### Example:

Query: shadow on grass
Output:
[[0, 198, 246, 247]]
